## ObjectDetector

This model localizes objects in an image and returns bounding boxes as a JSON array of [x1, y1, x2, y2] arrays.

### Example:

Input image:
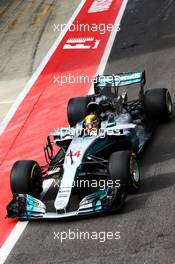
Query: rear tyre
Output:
[[10, 160, 43, 197], [67, 96, 91, 127], [143, 88, 172, 121]]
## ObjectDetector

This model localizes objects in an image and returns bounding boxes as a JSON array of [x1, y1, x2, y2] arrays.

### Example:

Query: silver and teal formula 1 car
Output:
[[6, 71, 172, 219]]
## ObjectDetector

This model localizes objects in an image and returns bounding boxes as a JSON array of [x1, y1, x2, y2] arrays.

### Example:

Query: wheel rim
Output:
[[30, 164, 42, 194], [130, 154, 140, 182], [166, 91, 172, 116]]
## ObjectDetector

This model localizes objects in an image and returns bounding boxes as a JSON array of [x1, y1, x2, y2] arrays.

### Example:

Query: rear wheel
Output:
[[10, 160, 43, 197], [67, 96, 91, 127], [143, 88, 172, 121]]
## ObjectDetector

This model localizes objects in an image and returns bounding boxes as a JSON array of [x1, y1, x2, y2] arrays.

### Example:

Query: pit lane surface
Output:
[[0, 0, 124, 248], [3, 0, 175, 263], [0, 0, 80, 123]]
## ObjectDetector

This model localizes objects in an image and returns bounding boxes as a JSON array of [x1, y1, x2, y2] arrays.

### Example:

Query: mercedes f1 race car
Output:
[[6, 71, 172, 219]]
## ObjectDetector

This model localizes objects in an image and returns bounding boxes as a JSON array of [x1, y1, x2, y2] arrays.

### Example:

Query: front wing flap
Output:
[[6, 188, 117, 219], [6, 194, 46, 219]]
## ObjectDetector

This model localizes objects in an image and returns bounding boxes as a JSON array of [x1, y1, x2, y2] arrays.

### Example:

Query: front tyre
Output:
[[10, 160, 43, 197], [109, 151, 140, 202], [128, 152, 140, 193]]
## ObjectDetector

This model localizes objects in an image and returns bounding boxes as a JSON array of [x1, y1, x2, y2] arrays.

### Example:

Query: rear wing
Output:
[[94, 71, 146, 94]]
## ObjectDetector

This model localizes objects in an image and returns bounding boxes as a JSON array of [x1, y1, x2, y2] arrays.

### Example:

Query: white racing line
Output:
[[0, 0, 128, 263]]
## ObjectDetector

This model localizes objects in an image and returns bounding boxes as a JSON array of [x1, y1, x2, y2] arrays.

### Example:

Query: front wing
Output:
[[6, 188, 119, 220]]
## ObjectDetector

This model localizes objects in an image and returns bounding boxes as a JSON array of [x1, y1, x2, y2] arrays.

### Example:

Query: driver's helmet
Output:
[[83, 113, 100, 131]]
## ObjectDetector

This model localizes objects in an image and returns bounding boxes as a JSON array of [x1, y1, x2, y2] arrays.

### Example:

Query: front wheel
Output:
[[10, 160, 43, 197], [109, 151, 140, 200]]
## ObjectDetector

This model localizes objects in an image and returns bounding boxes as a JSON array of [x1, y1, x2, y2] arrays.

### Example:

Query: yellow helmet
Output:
[[84, 113, 100, 130]]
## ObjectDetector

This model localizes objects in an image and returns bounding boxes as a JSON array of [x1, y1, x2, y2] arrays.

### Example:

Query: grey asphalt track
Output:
[[0, 0, 80, 122], [4, 0, 175, 263]]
